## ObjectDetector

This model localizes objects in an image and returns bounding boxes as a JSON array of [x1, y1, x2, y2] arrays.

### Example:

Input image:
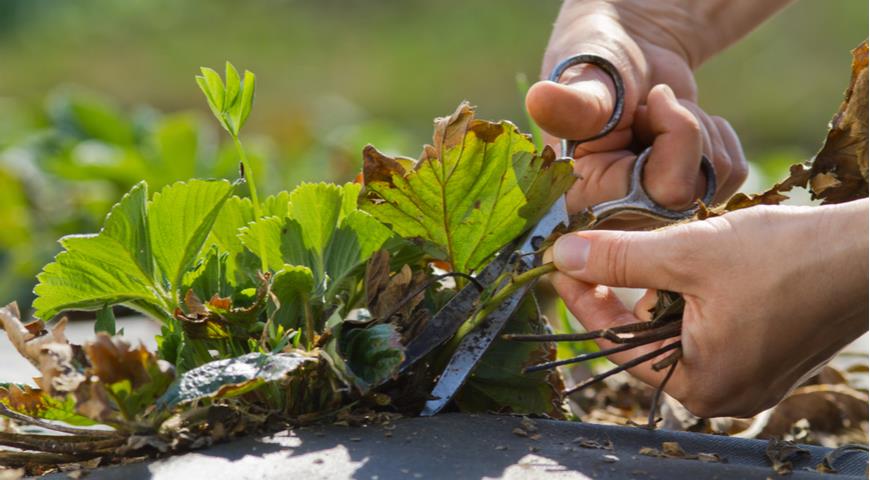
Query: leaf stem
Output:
[[450, 262, 556, 346], [232, 135, 268, 273]]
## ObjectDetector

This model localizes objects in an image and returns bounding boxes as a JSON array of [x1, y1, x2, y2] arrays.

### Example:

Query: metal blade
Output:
[[419, 197, 570, 416], [398, 243, 513, 373], [520, 195, 571, 254], [420, 271, 535, 416]]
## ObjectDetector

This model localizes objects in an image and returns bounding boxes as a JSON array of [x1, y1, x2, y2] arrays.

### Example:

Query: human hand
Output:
[[525, 1, 795, 215], [548, 199, 869, 417]]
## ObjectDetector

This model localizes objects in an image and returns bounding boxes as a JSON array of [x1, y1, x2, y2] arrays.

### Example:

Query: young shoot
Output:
[[196, 62, 267, 271]]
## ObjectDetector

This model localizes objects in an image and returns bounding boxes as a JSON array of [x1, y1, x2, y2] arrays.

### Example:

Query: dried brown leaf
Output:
[[0, 302, 69, 369], [0, 385, 46, 418], [176, 277, 270, 340], [766, 438, 810, 475], [85, 335, 155, 388], [574, 436, 613, 450], [808, 41, 869, 203], [365, 250, 392, 309], [699, 41, 868, 220], [661, 441, 687, 458], [760, 384, 868, 438], [520, 417, 538, 433]]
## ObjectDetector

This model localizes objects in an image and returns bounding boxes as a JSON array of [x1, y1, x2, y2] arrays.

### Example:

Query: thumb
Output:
[[551, 229, 686, 291], [526, 65, 620, 143]]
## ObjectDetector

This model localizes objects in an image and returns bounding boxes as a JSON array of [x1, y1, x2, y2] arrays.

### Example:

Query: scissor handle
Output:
[[549, 53, 626, 158], [589, 147, 717, 222]]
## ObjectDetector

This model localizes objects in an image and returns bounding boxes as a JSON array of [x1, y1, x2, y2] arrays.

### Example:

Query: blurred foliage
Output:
[[0, 0, 866, 312]]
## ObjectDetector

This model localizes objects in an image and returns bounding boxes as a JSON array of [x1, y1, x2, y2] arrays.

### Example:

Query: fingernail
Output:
[[553, 235, 590, 273]]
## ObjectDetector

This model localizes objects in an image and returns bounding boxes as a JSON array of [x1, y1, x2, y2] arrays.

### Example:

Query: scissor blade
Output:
[[398, 245, 511, 373], [420, 270, 535, 416], [419, 197, 570, 416], [521, 195, 570, 253]]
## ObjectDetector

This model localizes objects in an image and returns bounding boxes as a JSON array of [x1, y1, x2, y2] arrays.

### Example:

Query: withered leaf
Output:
[[0, 302, 69, 369], [698, 41, 867, 220], [0, 385, 96, 427], [758, 383, 868, 438], [639, 442, 725, 463], [766, 438, 810, 475], [808, 41, 869, 203], [81, 334, 175, 422], [709, 41, 868, 217], [176, 276, 270, 340], [816, 443, 869, 474], [363, 251, 432, 343], [0, 302, 85, 398], [573, 436, 614, 450], [84, 335, 172, 390], [365, 250, 392, 309]]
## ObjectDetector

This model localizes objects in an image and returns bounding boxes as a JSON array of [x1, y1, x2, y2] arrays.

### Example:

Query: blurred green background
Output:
[[0, 0, 866, 314]]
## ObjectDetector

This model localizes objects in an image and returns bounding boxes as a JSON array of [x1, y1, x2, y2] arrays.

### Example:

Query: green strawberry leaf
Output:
[[224, 62, 241, 115], [269, 265, 315, 331], [94, 304, 116, 336], [341, 323, 404, 389], [149, 179, 235, 295], [360, 102, 574, 273], [33, 179, 235, 321], [33, 182, 164, 320], [240, 183, 392, 294], [209, 191, 291, 286], [181, 245, 232, 301]]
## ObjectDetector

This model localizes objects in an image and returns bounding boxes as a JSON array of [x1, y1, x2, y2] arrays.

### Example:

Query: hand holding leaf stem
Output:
[[548, 199, 869, 417]]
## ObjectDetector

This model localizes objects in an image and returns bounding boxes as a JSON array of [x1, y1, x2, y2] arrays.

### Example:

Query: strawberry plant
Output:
[[0, 62, 573, 471]]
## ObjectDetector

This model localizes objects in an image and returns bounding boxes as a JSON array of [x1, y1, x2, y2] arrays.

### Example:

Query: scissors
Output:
[[401, 53, 716, 416]]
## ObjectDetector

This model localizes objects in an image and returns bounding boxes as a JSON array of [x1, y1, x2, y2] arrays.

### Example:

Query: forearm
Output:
[[556, 0, 794, 68]]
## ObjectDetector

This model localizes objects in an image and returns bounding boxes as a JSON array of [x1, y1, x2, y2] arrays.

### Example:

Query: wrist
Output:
[[817, 199, 869, 323], [561, 0, 793, 68]]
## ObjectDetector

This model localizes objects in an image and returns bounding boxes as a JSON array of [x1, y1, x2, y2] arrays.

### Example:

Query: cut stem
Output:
[[523, 323, 681, 373], [564, 341, 681, 396], [645, 348, 681, 429]]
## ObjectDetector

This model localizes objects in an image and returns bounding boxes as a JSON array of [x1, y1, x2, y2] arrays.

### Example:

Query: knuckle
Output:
[[711, 152, 732, 191], [651, 182, 697, 210], [598, 232, 632, 286], [678, 112, 703, 138]]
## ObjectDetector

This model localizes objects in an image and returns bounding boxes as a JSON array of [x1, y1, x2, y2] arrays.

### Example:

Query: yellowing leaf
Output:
[[360, 102, 574, 274]]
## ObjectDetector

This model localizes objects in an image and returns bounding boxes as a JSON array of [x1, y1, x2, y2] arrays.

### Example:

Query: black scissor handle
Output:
[[589, 147, 717, 222], [548, 53, 626, 157]]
